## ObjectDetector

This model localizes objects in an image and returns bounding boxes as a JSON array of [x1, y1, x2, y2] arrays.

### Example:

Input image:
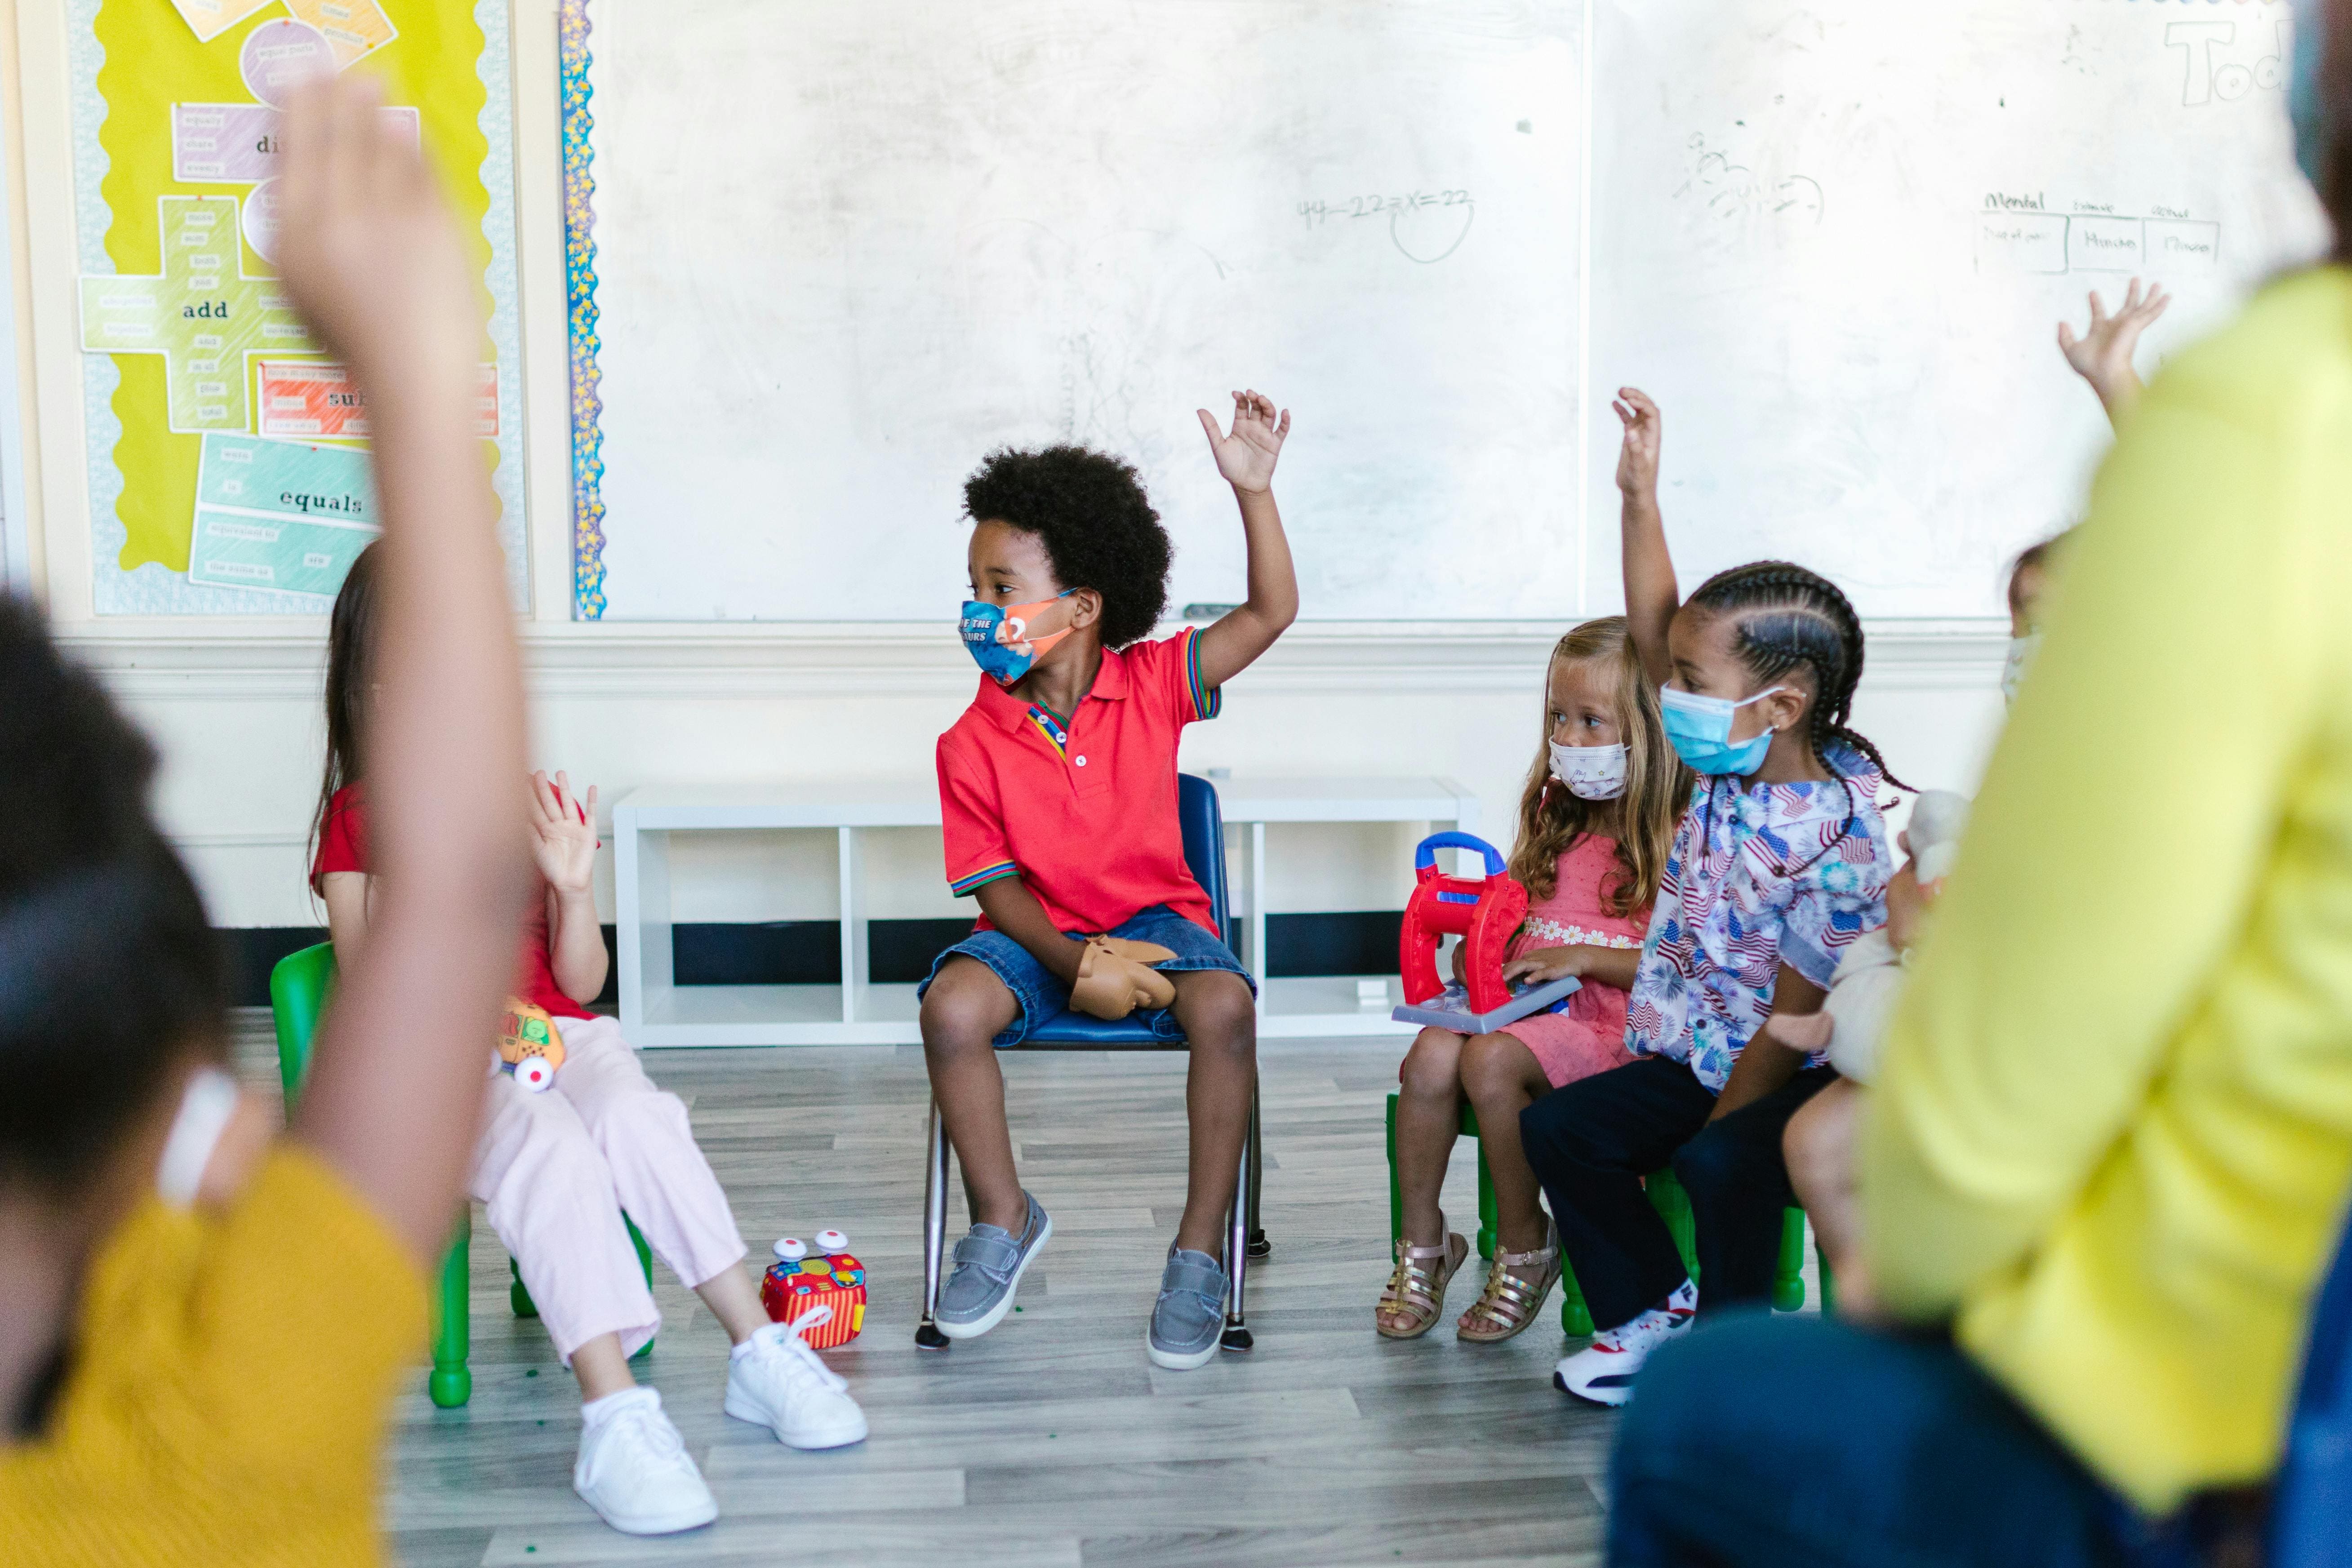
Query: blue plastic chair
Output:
[[916, 773, 1266, 1351], [2272, 1199, 2352, 1565]]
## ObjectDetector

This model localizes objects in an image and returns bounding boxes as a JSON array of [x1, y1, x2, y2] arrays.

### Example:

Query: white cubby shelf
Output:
[[613, 775, 1478, 1047]]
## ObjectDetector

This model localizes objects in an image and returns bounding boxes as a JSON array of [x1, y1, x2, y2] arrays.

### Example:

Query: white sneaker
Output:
[[572, 1389, 719, 1536], [1553, 1290, 1697, 1408], [724, 1306, 870, 1449]]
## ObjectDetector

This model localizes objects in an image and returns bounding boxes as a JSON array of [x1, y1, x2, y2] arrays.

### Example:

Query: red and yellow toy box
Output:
[[760, 1232, 866, 1348]]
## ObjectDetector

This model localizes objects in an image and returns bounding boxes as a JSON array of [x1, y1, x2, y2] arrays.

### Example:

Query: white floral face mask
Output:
[[1551, 739, 1629, 800]]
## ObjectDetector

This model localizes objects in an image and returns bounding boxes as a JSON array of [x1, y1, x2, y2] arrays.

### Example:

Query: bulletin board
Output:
[[68, 0, 527, 613]]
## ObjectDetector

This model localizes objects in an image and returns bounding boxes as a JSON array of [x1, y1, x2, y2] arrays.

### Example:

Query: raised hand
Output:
[[1613, 388, 1662, 500], [1197, 389, 1291, 496], [528, 771, 600, 895], [275, 71, 478, 394], [2057, 279, 2170, 424]]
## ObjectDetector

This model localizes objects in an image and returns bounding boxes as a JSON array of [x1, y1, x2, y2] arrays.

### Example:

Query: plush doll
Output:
[[1067, 937, 1178, 1020], [1769, 790, 1971, 1085]]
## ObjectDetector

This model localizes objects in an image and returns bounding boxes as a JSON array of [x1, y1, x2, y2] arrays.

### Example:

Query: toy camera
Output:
[[762, 1228, 867, 1347], [1398, 832, 1530, 1017]]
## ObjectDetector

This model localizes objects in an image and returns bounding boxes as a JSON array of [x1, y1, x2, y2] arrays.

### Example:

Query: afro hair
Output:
[[962, 445, 1172, 650]]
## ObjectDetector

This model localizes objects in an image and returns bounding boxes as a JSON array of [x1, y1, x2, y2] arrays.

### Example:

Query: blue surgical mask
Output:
[[959, 590, 1075, 686], [2294, 0, 2331, 184], [1658, 684, 1786, 777]]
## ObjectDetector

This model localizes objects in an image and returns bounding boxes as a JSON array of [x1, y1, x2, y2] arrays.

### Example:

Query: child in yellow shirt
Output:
[[0, 75, 535, 1566]]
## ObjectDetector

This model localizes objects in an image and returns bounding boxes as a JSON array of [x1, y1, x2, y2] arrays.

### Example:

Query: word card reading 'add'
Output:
[[77, 196, 315, 434]]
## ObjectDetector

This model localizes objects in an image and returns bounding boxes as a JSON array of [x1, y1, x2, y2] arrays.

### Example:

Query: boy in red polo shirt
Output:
[[918, 390, 1299, 1369]]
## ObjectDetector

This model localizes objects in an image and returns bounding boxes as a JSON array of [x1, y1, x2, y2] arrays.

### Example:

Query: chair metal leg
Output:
[[1222, 1087, 1255, 1352], [1245, 1082, 1269, 1258], [916, 1097, 952, 1351]]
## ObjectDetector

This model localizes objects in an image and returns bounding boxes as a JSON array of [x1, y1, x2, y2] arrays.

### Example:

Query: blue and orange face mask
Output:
[[959, 590, 1076, 686]]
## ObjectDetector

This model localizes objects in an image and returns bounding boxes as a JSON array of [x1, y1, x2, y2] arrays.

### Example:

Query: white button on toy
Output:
[[1074, 755, 1088, 767], [773, 1237, 808, 1263], [815, 1228, 849, 1254]]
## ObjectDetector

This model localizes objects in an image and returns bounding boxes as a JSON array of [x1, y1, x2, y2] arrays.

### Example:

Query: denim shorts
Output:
[[916, 903, 1255, 1047]]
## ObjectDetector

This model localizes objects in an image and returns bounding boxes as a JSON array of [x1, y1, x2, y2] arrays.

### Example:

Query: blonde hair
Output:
[[1507, 617, 1687, 918]]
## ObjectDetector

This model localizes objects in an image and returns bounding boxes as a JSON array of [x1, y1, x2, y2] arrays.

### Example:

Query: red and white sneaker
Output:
[[1552, 1283, 1697, 1407]]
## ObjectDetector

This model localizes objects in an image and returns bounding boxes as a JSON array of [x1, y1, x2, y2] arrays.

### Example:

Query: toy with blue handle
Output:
[[1399, 831, 1529, 1017]]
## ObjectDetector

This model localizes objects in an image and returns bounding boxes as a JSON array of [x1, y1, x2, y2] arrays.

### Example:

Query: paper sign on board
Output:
[[257, 360, 500, 440], [188, 432, 380, 598]]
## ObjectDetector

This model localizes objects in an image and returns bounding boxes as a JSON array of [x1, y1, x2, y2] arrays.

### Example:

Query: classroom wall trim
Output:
[[58, 617, 2010, 702]]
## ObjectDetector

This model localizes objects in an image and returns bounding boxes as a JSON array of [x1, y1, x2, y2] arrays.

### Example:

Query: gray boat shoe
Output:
[[1146, 1246, 1229, 1370], [934, 1191, 1051, 1341]]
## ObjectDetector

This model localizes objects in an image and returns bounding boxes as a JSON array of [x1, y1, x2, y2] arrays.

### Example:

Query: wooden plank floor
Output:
[[229, 1020, 1618, 1567]]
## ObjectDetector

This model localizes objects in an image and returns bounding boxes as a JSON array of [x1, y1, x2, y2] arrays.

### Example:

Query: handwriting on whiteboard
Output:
[[2165, 18, 2290, 109], [1297, 188, 1476, 264], [1975, 198, 2219, 276]]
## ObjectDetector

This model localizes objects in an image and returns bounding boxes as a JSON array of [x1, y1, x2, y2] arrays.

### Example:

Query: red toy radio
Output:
[[761, 1229, 867, 1348], [1399, 832, 1528, 1016]]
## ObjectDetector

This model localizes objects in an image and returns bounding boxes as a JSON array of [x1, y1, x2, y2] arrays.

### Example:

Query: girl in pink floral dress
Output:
[[1375, 617, 1688, 1343]]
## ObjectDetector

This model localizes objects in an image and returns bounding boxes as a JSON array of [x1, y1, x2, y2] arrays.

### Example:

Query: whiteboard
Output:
[[583, 0, 1586, 621], [1583, 0, 2327, 618]]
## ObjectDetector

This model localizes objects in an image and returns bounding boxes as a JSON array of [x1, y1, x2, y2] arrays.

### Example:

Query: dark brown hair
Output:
[[2320, 0, 2352, 256], [1508, 617, 1687, 919], [309, 541, 382, 895], [0, 595, 225, 1194]]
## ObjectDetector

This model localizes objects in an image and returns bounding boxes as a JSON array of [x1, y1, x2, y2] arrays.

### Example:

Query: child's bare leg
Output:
[[1170, 970, 1258, 1256], [919, 956, 1027, 1234], [1393, 1027, 1467, 1249], [1784, 1079, 1869, 1310], [692, 1263, 770, 1346], [571, 1333, 636, 1400], [1455, 1031, 1554, 1257]]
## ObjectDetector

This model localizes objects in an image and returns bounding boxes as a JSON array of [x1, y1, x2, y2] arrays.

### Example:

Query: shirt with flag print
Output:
[[1625, 743, 1891, 1092]]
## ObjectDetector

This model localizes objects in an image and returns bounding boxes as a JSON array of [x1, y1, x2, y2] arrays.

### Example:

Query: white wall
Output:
[[9, 1, 2015, 936]]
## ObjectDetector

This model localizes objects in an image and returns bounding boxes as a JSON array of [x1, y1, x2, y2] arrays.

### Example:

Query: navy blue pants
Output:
[[1610, 1311, 2224, 1568], [1519, 1057, 1836, 1331]]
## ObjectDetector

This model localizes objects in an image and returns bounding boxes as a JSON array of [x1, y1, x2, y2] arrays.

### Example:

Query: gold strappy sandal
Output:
[[1456, 1226, 1562, 1344], [1375, 1224, 1470, 1340]]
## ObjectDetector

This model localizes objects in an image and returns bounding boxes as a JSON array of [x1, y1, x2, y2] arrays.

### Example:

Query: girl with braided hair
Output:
[[1524, 388, 1894, 1407]]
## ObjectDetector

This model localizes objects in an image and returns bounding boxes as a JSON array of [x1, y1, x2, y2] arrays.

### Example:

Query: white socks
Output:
[[582, 1385, 661, 1433]]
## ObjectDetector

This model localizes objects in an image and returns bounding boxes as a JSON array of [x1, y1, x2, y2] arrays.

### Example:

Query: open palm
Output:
[[2058, 279, 2170, 391], [1197, 389, 1290, 494], [528, 770, 599, 895]]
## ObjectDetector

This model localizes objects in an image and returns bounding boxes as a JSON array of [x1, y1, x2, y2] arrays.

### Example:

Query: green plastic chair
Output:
[[269, 942, 654, 1409], [1385, 1091, 1816, 1337]]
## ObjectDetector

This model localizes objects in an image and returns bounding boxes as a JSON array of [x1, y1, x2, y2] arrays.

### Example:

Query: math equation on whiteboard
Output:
[[1298, 189, 1473, 226]]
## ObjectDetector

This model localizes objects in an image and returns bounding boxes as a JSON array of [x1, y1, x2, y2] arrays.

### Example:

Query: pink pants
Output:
[[468, 1014, 746, 1363]]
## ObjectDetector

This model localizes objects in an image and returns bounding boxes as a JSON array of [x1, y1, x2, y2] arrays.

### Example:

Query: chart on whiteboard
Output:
[[1585, 0, 2325, 618], [579, 0, 1585, 621]]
